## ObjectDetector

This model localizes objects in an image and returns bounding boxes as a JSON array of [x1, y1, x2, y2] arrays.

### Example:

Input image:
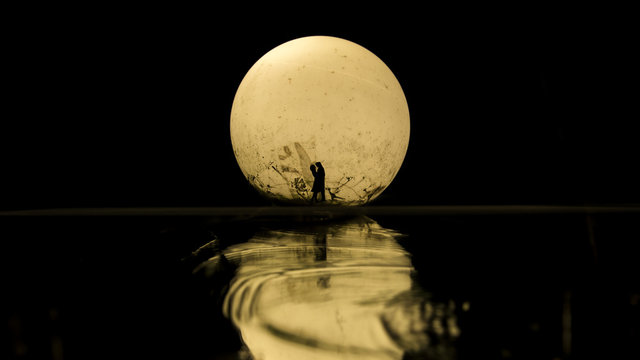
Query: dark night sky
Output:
[[3, 6, 637, 209]]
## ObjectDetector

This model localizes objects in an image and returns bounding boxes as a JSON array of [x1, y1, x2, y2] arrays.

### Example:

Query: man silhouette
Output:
[[310, 162, 326, 203]]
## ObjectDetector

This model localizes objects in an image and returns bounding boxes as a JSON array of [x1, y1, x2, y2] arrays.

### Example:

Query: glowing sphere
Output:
[[230, 36, 410, 205]]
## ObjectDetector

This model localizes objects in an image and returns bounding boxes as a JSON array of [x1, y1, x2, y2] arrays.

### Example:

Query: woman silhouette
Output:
[[310, 162, 326, 203]]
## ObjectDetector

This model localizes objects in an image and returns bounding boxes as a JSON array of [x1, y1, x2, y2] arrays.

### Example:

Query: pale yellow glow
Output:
[[206, 217, 461, 359], [219, 217, 411, 360], [230, 36, 410, 205]]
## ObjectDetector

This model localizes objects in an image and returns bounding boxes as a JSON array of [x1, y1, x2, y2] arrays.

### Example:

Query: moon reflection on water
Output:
[[197, 217, 460, 360]]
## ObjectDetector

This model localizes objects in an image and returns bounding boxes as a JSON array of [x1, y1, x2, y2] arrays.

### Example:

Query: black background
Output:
[[3, 5, 637, 210], [2, 6, 639, 360]]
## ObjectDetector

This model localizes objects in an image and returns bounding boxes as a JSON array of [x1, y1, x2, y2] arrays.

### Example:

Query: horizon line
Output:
[[1, 204, 639, 216]]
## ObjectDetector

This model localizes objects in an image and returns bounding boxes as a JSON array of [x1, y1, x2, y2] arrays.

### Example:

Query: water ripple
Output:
[[203, 216, 459, 360]]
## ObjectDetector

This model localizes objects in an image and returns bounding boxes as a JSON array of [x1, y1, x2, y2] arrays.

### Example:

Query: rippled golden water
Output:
[[202, 216, 459, 360]]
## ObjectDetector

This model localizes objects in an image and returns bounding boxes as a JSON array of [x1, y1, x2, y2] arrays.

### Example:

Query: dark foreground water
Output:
[[2, 207, 639, 359]]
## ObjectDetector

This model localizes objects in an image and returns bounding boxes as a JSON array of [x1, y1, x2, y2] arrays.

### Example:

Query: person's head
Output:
[[316, 162, 323, 168]]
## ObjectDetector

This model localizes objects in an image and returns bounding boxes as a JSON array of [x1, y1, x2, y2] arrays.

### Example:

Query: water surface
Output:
[[197, 216, 459, 359]]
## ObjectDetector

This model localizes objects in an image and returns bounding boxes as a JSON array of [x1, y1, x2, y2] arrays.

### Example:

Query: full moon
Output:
[[230, 36, 410, 205]]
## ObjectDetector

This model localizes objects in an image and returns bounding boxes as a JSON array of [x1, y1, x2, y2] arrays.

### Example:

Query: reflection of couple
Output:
[[309, 162, 325, 203]]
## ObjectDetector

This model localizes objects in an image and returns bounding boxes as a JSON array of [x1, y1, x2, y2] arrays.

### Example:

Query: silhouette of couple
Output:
[[310, 162, 325, 203]]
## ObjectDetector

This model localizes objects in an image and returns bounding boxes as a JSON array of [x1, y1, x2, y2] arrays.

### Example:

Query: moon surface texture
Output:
[[230, 36, 410, 205]]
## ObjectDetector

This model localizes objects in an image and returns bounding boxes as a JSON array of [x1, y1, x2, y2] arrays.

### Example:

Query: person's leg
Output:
[[321, 190, 326, 201]]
